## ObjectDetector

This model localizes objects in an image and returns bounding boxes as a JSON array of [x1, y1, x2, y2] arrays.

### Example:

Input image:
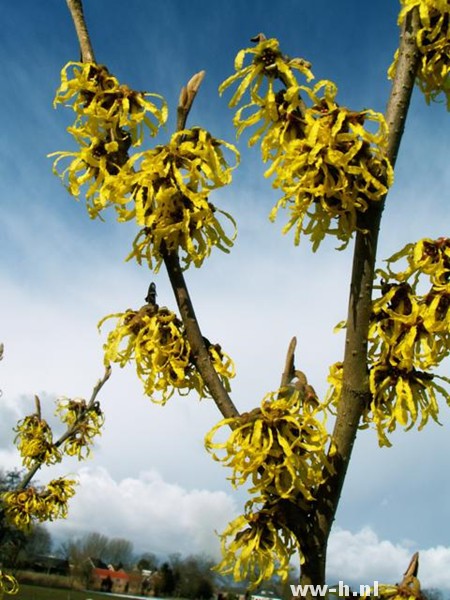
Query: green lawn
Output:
[[13, 584, 119, 600]]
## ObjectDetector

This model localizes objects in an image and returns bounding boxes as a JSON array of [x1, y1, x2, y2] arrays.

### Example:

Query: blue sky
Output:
[[1, 0, 450, 590]]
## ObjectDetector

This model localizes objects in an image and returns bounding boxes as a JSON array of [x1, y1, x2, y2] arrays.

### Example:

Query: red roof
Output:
[[92, 568, 130, 580]]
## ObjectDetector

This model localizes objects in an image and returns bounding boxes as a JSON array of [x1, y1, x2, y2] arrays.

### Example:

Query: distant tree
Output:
[[0, 470, 22, 493], [103, 536, 134, 569], [18, 524, 52, 563], [61, 531, 110, 588], [195, 576, 215, 600], [155, 562, 176, 597], [175, 554, 215, 600], [423, 589, 444, 600], [137, 552, 159, 572], [80, 531, 110, 560]]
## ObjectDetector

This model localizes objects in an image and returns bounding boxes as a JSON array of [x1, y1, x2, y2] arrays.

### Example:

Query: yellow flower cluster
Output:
[[389, 0, 450, 108], [206, 387, 331, 501], [329, 240, 450, 445], [51, 62, 166, 218], [323, 238, 450, 445], [2, 478, 76, 530], [366, 238, 450, 444], [0, 571, 19, 599], [54, 61, 167, 144], [52, 64, 238, 271], [220, 38, 393, 250], [215, 504, 298, 588], [207, 384, 331, 584], [220, 37, 313, 144], [99, 304, 234, 403], [268, 82, 393, 250], [126, 128, 239, 270], [55, 397, 105, 459], [14, 414, 61, 469], [219, 39, 393, 251], [368, 575, 426, 600]]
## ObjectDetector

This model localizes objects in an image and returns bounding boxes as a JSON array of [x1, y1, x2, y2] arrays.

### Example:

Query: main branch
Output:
[[299, 9, 421, 587]]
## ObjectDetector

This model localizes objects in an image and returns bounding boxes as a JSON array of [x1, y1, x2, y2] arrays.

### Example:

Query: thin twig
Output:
[[16, 366, 111, 491], [163, 251, 240, 419], [53, 365, 111, 451], [66, 0, 96, 62], [164, 71, 240, 420]]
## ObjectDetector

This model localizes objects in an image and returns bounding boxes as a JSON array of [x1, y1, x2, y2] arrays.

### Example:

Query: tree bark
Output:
[[298, 8, 421, 586]]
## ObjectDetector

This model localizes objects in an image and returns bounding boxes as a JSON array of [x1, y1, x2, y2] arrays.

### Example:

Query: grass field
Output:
[[13, 584, 136, 600]]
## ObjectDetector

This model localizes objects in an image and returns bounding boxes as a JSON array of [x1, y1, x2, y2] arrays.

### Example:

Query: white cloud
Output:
[[328, 527, 411, 584], [328, 526, 450, 590], [47, 466, 238, 558], [44, 467, 450, 590]]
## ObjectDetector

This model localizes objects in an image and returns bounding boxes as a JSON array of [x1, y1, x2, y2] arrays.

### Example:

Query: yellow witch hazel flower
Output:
[[220, 37, 313, 147], [268, 81, 393, 250], [0, 571, 19, 599], [389, 0, 450, 108], [206, 386, 331, 501], [54, 62, 167, 144], [366, 361, 449, 446], [126, 127, 239, 270], [52, 64, 238, 272], [380, 237, 450, 288], [51, 62, 166, 221], [14, 413, 61, 469], [2, 478, 77, 530], [51, 133, 136, 220], [55, 397, 105, 459], [221, 37, 393, 251], [357, 237, 450, 445], [215, 502, 299, 588], [219, 37, 314, 109], [220, 36, 313, 146], [99, 303, 234, 404]]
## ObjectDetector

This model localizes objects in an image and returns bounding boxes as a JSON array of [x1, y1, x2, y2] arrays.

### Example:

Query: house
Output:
[[86, 557, 159, 595], [89, 559, 130, 593], [91, 567, 130, 593]]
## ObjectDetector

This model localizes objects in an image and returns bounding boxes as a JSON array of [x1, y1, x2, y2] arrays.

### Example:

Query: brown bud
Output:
[[178, 86, 189, 109], [251, 33, 267, 43], [187, 70, 206, 98]]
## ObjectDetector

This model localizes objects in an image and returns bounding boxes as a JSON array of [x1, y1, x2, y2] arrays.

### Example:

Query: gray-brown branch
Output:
[[294, 8, 421, 587], [163, 250, 240, 419], [162, 71, 240, 420], [66, 0, 96, 63]]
